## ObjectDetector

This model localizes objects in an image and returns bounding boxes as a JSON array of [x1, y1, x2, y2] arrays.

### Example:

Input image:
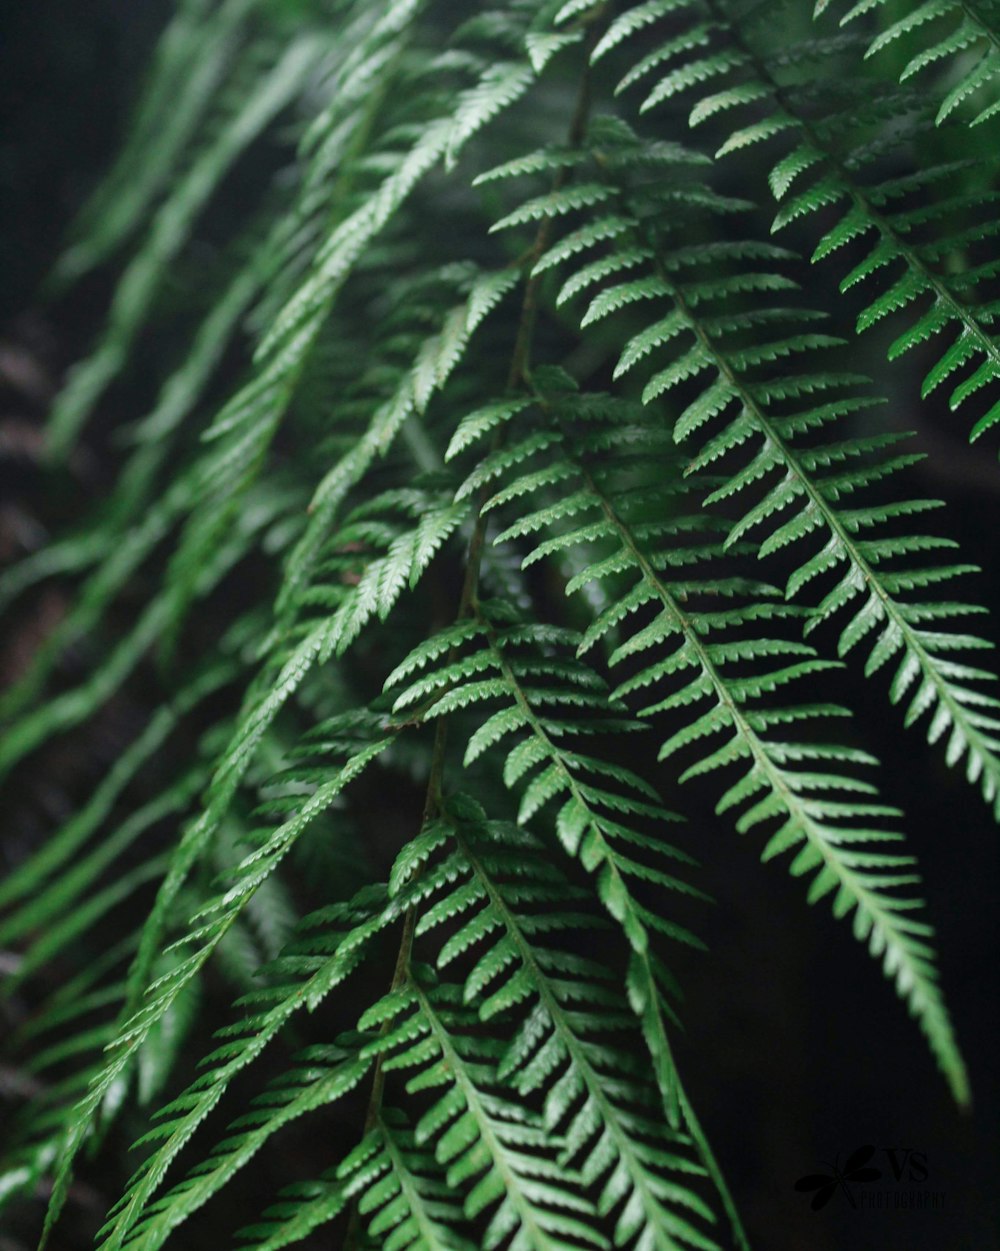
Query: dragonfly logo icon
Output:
[[794, 1144, 882, 1211]]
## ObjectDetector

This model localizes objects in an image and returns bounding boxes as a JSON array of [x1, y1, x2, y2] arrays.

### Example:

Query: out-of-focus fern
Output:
[[815, 0, 1000, 126], [2, 0, 997, 1248]]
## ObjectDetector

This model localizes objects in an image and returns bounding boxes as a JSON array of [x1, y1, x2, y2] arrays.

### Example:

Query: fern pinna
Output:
[[1, 0, 997, 1248]]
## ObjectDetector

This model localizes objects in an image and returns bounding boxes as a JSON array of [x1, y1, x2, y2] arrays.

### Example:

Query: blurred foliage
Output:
[[1, 2, 999, 1250]]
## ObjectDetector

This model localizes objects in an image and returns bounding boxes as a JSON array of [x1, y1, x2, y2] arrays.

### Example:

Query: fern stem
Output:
[[677, 1085, 752, 1251], [455, 22, 598, 617], [959, 0, 1000, 53], [479, 612, 654, 927]]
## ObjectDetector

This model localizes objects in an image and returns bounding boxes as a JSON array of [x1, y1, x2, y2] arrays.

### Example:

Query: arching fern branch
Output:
[[612, 0, 1000, 445], [70, 875, 403, 1251], [48, 30, 327, 458], [518, 76, 1000, 828], [442, 371, 967, 1104]]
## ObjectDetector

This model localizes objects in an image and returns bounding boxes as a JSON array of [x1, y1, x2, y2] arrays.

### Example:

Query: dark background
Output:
[[0, 5, 997, 1250]]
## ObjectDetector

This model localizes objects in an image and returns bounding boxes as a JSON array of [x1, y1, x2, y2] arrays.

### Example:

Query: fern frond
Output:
[[40, 717, 394, 1244], [453, 366, 967, 1102], [235, 1176, 348, 1251], [820, 0, 1000, 126], [4, 2, 993, 1246], [339, 1112, 475, 1251], [105, 1046, 371, 1251], [654, 6, 1000, 445], [360, 973, 608, 1251], [408, 800, 719, 1251], [81, 884, 395, 1251], [50, 0, 265, 288], [386, 607, 703, 1120], [48, 33, 327, 457], [523, 81, 1000, 825]]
